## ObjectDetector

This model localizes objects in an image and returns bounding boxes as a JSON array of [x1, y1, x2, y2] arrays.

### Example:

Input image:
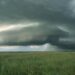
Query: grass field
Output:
[[0, 52, 75, 75]]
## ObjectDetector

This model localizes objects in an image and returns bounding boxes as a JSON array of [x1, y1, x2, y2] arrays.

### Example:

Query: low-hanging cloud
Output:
[[0, 0, 75, 51]]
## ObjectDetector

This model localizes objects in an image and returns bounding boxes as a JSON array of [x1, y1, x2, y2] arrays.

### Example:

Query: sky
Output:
[[0, 0, 75, 51]]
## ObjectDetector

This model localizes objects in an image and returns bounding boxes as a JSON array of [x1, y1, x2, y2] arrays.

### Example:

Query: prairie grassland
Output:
[[0, 52, 75, 75]]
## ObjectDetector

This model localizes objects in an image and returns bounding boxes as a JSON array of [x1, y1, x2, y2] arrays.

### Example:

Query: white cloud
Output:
[[0, 22, 40, 32], [0, 43, 58, 52], [57, 25, 70, 33]]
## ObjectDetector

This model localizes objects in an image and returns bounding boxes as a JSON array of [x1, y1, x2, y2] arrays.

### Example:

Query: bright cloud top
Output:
[[0, 22, 40, 32]]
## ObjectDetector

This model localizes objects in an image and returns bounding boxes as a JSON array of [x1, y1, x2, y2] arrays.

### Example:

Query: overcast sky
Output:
[[0, 0, 75, 51]]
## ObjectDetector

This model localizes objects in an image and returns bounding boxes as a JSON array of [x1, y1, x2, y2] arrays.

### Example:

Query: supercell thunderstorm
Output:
[[0, 0, 75, 51]]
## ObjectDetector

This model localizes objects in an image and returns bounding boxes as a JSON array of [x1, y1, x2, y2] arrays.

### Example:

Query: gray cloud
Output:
[[0, 0, 75, 50]]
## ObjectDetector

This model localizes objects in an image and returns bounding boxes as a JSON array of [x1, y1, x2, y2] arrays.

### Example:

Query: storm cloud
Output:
[[0, 0, 75, 51]]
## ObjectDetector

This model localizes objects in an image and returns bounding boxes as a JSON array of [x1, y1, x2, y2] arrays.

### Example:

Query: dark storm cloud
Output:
[[0, 0, 73, 23], [0, 0, 75, 50]]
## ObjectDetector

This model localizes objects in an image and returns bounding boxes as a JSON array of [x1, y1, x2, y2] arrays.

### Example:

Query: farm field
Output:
[[0, 52, 75, 75]]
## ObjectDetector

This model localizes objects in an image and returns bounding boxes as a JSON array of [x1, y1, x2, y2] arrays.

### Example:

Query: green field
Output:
[[0, 52, 75, 75]]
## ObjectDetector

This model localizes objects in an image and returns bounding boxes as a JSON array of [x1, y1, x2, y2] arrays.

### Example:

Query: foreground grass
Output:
[[0, 52, 75, 75]]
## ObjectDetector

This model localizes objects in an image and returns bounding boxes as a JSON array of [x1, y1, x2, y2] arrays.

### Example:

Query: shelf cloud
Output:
[[0, 0, 75, 51]]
